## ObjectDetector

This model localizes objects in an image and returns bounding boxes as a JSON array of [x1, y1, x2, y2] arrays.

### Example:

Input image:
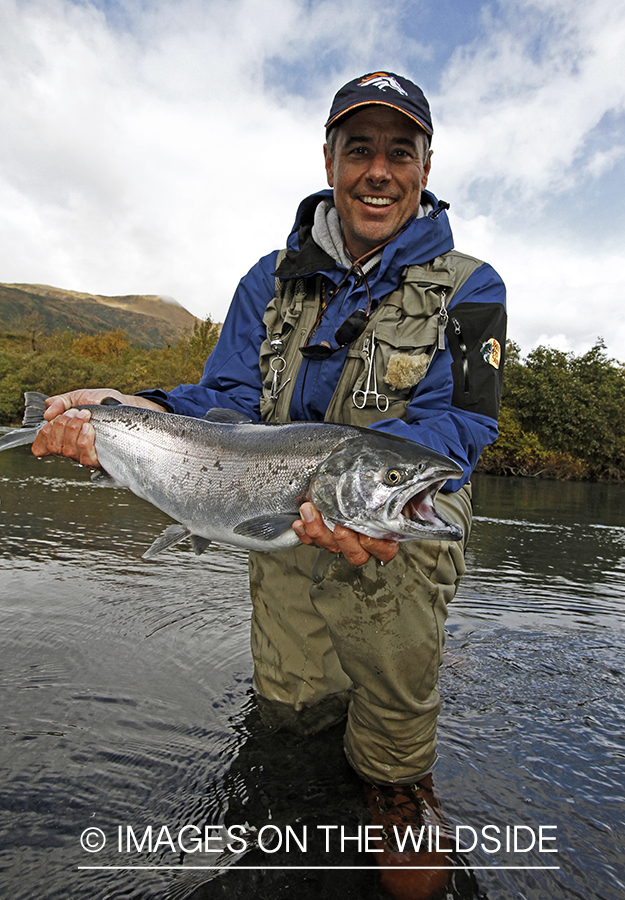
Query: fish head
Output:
[[309, 431, 464, 542]]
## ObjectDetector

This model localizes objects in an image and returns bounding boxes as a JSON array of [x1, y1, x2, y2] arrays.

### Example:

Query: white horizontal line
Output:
[[78, 865, 560, 871]]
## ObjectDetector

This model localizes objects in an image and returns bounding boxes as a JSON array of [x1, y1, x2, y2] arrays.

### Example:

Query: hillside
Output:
[[0, 282, 201, 349]]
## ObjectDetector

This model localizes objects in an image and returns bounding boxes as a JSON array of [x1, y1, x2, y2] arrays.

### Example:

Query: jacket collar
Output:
[[274, 189, 454, 281]]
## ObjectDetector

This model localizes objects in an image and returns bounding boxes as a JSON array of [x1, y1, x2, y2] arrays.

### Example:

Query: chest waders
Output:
[[248, 250, 477, 785]]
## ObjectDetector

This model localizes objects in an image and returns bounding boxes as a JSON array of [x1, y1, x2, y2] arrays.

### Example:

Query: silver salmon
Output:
[[0, 392, 463, 556]]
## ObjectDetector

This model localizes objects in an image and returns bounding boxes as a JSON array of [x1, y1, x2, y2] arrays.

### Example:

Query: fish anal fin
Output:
[[189, 535, 212, 556], [143, 523, 190, 559], [233, 515, 298, 541], [90, 470, 122, 488]]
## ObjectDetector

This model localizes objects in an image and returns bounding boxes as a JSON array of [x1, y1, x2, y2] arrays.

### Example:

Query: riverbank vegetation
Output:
[[1, 324, 624, 482], [477, 340, 625, 482], [0, 319, 218, 424]]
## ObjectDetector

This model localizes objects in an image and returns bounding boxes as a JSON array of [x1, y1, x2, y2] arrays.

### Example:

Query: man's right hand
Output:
[[31, 389, 166, 467]]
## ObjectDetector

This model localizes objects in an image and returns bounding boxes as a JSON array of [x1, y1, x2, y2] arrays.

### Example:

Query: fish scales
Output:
[[0, 395, 465, 556], [80, 408, 360, 544]]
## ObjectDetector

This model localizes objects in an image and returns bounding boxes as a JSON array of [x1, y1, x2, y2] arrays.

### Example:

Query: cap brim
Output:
[[325, 100, 433, 136]]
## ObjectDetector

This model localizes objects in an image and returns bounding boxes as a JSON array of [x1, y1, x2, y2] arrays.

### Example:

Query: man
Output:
[[33, 72, 506, 898]]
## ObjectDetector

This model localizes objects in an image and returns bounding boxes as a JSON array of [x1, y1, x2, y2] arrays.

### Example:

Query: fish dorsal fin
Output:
[[100, 396, 122, 406], [189, 535, 212, 556], [203, 407, 253, 424], [233, 515, 298, 541], [142, 523, 189, 559]]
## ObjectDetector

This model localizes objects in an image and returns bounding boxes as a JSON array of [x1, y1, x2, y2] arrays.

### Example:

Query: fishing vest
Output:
[[258, 249, 484, 428]]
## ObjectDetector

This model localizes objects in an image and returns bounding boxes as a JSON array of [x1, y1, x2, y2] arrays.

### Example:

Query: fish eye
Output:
[[385, 468, 403, 485]]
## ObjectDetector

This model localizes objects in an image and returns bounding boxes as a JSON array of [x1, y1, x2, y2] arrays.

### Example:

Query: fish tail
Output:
[[0, 392, 49, 451], [22, 392, 49, 427]]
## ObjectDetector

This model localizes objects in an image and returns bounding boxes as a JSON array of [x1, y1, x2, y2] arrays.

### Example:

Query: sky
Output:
[[1, 0, 624, 361]]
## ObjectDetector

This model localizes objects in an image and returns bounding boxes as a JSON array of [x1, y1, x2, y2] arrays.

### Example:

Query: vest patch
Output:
[[384, 352, 431, 390], [481, 337, 501, 370]]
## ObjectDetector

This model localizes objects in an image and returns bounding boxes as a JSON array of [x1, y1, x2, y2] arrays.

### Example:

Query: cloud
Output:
[[432, 0, 625, 207], [0, 0, 430, 318], [0, 0, 624, 361]]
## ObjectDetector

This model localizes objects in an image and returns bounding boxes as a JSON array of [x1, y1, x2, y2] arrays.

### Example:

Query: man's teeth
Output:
[[361, 196, 393, 206]]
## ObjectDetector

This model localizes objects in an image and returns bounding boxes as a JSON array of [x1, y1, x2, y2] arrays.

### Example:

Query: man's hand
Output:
[[31, 389, 166, 466], [293, 502, 399, 567]]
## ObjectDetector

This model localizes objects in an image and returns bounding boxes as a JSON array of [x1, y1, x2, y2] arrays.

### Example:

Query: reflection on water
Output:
[[0, 448, 624, 900]]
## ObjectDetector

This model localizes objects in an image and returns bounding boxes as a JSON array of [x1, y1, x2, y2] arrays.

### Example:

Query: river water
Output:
[[0, 444, 623, 900]]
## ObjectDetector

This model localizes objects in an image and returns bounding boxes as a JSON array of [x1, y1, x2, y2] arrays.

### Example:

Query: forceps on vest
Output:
[[352, 331, 389, 412]]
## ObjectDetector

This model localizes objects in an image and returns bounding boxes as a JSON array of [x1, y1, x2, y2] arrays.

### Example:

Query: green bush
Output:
[[477, 340, 625, 482]]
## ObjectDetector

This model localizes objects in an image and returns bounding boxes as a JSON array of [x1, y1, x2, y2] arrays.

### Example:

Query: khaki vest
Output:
[[259, 249, 484, 427]]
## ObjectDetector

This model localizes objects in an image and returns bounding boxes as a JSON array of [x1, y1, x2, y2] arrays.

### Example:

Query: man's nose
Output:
[[366, 152, 391, 183]]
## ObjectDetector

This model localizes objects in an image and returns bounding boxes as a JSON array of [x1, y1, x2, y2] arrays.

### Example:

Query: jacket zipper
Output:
[[452, 317, 470, 393]]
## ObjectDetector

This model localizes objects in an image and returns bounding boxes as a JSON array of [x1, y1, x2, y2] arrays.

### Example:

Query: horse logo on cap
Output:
[[358, 73, 408, 96]]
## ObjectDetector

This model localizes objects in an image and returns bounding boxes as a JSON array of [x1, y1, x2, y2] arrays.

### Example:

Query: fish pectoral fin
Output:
[[233, 515, 299, 541], [203, 407, 253, 424], [189, 535, 212, 556], [142, 523, 190, 560]]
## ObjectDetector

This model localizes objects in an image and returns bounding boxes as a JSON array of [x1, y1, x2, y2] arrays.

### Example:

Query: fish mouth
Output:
[[401, 480, 445, 526], [392, 478, 463, 539]]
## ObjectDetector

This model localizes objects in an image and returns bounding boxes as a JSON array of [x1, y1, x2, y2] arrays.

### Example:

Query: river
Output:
[[0, 444, 624, 900]]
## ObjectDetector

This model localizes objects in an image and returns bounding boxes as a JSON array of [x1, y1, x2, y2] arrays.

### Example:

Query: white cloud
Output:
[[0, 0, 624, 362], [429, 0, 625, 361], [433, 0, 625, 206], [0, 0, 430, 319], [451, 210, 625, 363]]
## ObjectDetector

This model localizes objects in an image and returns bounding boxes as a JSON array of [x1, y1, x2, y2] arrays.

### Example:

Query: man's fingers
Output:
[[76, 421, 98, 467], [31, 409, 98, 466], [43, 396, 72, 420], [293, 502, 399, 567], [333, 525, 371, 566], [293, 503, 341, 553], [357, 533, 399, 564]]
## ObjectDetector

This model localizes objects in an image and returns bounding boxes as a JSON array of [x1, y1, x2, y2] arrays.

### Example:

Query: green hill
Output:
[[0, 282, 200, 348]]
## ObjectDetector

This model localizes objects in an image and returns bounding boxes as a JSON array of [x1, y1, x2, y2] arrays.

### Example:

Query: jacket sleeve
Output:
[[370, 262, 507, 490], [136, 251, 279, 419]]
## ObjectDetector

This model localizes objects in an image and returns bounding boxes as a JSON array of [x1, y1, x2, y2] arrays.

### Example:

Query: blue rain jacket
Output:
[[139, 189, 506, 490]]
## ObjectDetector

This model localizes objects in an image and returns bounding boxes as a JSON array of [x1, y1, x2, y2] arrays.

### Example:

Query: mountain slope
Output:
[[0, 283, 201, 349]]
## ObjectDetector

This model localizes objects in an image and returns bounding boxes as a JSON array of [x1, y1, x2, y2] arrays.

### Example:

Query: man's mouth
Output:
[[359, 196, 395, 207]]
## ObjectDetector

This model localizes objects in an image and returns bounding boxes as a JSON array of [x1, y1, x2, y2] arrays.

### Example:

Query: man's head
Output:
[[324, 72, 433, 259]]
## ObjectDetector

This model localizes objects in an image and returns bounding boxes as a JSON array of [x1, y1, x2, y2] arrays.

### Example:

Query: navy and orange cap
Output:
[[325, 72, 433, 137]]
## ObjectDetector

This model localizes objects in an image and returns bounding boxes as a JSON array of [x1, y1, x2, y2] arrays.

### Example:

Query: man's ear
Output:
[[323, 144, 334, 188], [422, 149, 433, 189]]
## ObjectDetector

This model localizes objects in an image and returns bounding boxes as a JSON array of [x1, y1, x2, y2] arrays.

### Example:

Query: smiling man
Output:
[[324, 105, 432, 258], [32, 72, 506, 900]]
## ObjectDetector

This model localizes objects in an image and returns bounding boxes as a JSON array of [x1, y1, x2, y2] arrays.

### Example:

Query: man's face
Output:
[[324, 106, 432, 259]]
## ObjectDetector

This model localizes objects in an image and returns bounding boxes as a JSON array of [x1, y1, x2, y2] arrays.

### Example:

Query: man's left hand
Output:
[[293, 502, 399, 567]]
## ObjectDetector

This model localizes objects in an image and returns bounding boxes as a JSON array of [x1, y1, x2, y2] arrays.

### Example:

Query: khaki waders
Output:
[[248, 485, 472, 785]]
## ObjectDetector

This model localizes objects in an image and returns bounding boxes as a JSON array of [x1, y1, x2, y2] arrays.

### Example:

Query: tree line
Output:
[[1, 323, 624, 482], [478, 340, 625, 482], [0, 319, 218, 424]]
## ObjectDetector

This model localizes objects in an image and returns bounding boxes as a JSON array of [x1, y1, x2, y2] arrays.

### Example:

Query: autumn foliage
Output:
[[0, 319, 218, 425]]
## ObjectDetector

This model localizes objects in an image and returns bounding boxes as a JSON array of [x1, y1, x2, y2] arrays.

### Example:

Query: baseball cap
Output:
[[325, 71, 433, 137]]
